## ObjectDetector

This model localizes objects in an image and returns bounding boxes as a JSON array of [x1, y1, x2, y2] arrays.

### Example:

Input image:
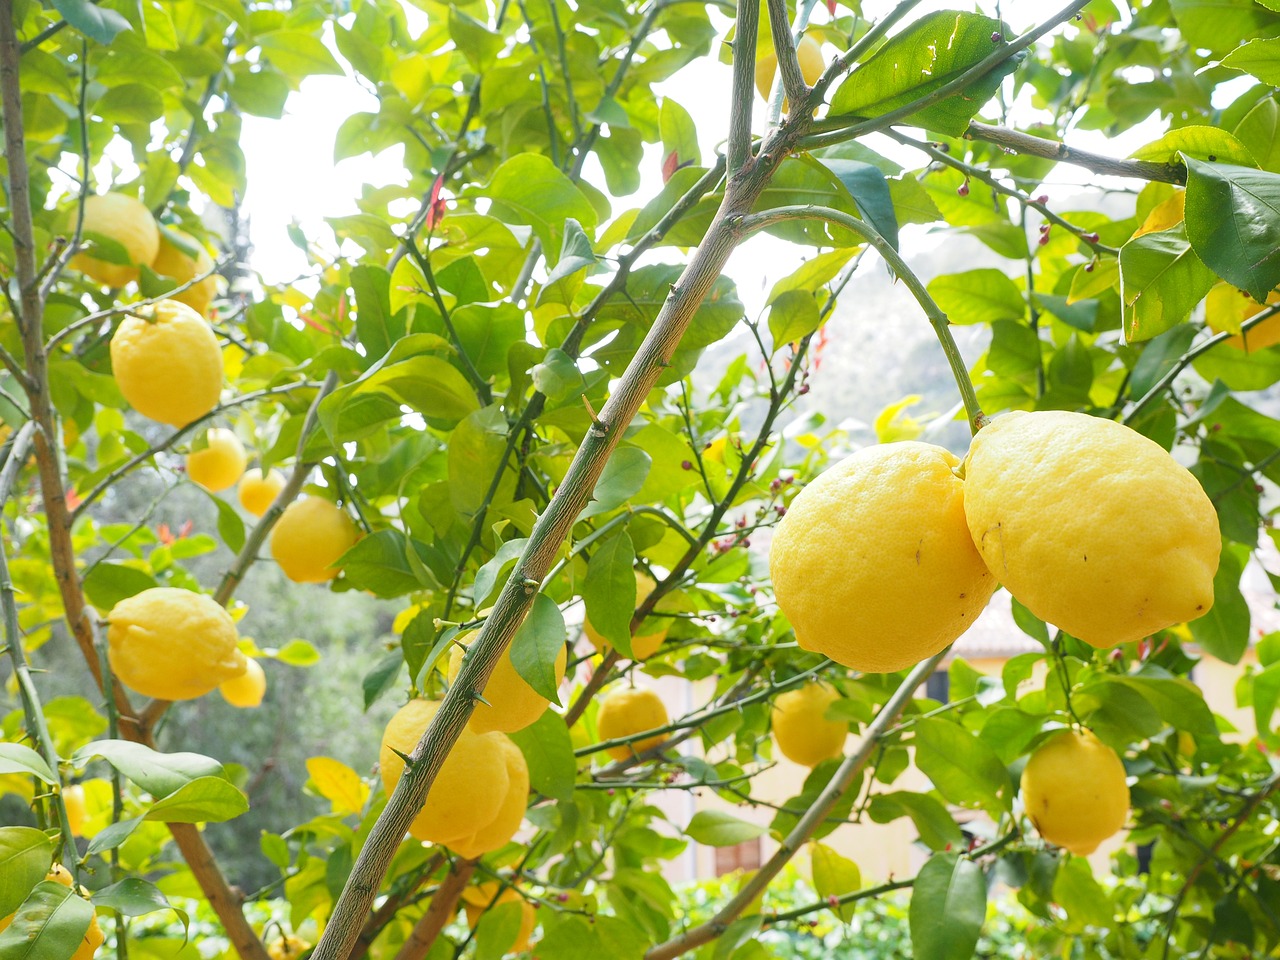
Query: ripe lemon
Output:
[[266, 935, 311, 960], [1020, 729, 1129, 856], [449, 737, 530, 859], [1205, 284, 1280, 351], [239, 468, 287, 517], [62, 784, 86, 837], [754, 33, 825, 102], [270, 497, 358, 583], [107, 587, 247, 701], [963, 411, 1220, 648], [447, 631, 567, 734], [771, 681, 848, 767], [769, 442, 997, 673], [461, 883, 536, 953], [152, 229, 218, 317], [110, 299, 223, 427], [0, 869, 104, 960], [187, 428, 246, 493], [596, 687, 670, 761], [220, 657, 266, 708], [380, 699, 528, 851], [584, 571, 669, 660], [69, 193, 159, 288]]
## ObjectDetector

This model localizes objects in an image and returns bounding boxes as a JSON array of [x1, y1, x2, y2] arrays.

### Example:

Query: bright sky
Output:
[[236, 0, 1174, 313]]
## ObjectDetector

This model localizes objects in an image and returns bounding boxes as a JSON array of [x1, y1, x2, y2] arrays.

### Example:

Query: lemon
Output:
[[449, 737, 530, 859], [69, 193, 159, 288], [596, 687, 670, 761], [107, 587, 247, 701], [63, 784, 86, 837], [963, 411, 1220, 648], [380, 699, 528, 852], [1205, 284, 1280, 351], [220, 657, 266, 708], [187, 428, 246, 493], [447, 631, 567, 734], [769, 442, 997, 673], [461, 883, 536, 953], [0, 869, 104, 960], [266, 935, 311, 960], [270, 497, 358, 583], [754, 33, 825, 102], [584, 572, 669, 660], [1020, 729, 1129, 856], [110, 300, 223, 427], [771, 681, 848, 767], [239, 468, 287, 517], [152, 229, 218, 317]]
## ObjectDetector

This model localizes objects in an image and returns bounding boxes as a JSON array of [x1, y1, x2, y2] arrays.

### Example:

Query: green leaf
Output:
[[474, 900, 523, 960], [257, 30, 345, 78], [866, 791, 964, 851], [531, 348, 586, 402], [0, 828, 54, 918], [767, 248, 858, 304], [143, 775, 248, 823], [274, 638, 321, 667], [830, 11, 1019, 135], [1234, 97, 1280, 173], [683, 810, 767, 847], [352, 264, 399, 361], [51, 0, 130, 44], [362, 651, 404, 711], [582, 532, 636, 656], [510, 593, 566, 705], [909, 853, 986, 960], [0, 744, 56, 784], [487, 154, 598, 256], [0, 881, 93, 960], [508, 708, 576, 803], [209, 493, 246, 553], [92, 878, 186, 935], [1130, 126, 1258, 167], [85, 818, 142, 856], [1183, 157, 1280, 302], [1222, 37, 1280, 84], [1119, 224, 1217, 342], [768, 289, 822, 348], [1189, 541, 1250, 664], [95, 84, 165, 124], [72, 740, 225, 799], [540, 218, 597, 301], [83, 561, 159, 610], [928, 269, 1025, 325], [339, 530, 434, 599], [1169, 0, 1280, 55], [473, 538, 528, 608], [659, 99, 700, 168], [811, 842, 861, 922], [913, 718, 1012, 816], [228, 66, 290, 119], [586, 447, 652, 516], [322, 354, 480, 437], [1252, 661, 1280, 736], [449, 6, 503, 70], [817, 159, 900, 250]]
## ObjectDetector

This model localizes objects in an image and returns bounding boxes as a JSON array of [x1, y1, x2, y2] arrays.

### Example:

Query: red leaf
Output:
[[424, 174, 447, 230], [826, 0, 836, 14], [662, 149, 680, 184]]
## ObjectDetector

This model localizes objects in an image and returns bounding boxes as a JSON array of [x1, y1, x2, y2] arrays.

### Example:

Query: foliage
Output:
[[1, 0, 1280, 959]]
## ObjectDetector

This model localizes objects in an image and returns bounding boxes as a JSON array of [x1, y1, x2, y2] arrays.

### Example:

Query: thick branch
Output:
[[727, 0, 759, 174], [965, 122, 1186, 185], [644, 652, 943, 960]]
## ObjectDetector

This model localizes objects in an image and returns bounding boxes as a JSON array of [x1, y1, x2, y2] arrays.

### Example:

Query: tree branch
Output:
[[964, 121, 1186, 185], [393, 859, 476, 960], [727, 0, 759, 174], [765, 0, 807, 110]]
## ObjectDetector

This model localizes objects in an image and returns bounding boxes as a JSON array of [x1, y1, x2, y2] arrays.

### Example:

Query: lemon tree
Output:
[[2, 2, 1280, 960]]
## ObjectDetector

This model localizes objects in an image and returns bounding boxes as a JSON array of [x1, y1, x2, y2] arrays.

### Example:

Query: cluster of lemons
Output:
[[75, 194, 358, 713], [767, 411, 1221, 856]]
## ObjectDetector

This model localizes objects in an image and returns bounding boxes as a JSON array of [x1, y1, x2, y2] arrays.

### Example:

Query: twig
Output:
[[393, 859, 477, 960], [727, 0, 759, 175], [764, 0, 807, 110], [965, 122, 1185, 185]]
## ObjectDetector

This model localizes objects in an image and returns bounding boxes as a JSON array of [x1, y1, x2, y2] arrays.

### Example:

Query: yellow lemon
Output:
[[769, 442, 996, 673], [266, 935, 311, 960], [107, 587, 247, 701], [461, 883, 536, 953], [771, 681, 848, 767], [270, 497, 358, 583], [449, 737, 530, 859], [1205, 284, 1280, 351], [109, 300, 223, 427], [596, 687, 670, 761], [239, 468, 287, 517], [1021, 729, 1129, 856], [220, 657, 266, 708], [187, 428, 246, 493], [448, 631, 567, 734], [754, 33, 825, 102], [380, 699, 527, 850], [584, 572, 669, 660], [0, 869, 104, 960], [152, 229, 218, 317], [62, 784, 86, 837], [69, 193, 159, 288], [963, 411, 1220, 648]]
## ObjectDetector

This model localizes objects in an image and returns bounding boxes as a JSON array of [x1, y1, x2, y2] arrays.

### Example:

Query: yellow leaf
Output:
[[305, 757, 369, 816], [393, 604, 426, 634], [874, 395, 927, 444], [1132, 190, 1185, 239]]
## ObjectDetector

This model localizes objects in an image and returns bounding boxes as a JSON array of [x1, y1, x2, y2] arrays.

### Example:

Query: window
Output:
[[714, 837, 763, 875], [926, 669, 950, 703]]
